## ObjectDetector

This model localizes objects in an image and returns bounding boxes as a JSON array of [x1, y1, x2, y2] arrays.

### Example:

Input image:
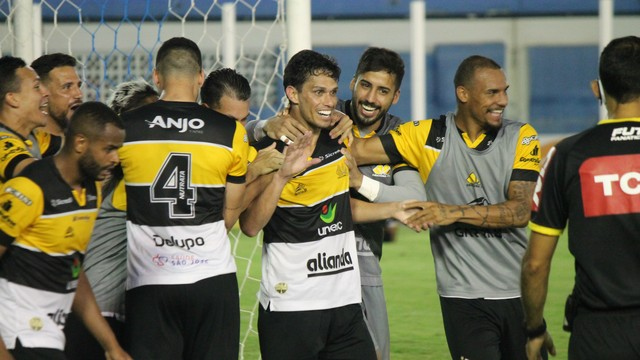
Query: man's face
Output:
[[79, 123, 125, 181], [289, 74, 338, 130], [350, 70, 399, 127], [463, 67, 508, 130], [42, 66, 83, 129], [215, 95, 250, 127], [15, 67, 49, 128]]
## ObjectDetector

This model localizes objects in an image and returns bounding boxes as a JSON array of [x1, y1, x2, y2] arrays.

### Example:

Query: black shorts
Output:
[[125, 273, 239, 360], [258, 303, 376, 360], [440, 296, 532, 360], [569, 308, 640, 359], [64, 312, 125, 360], [10, 339, 66, 360]]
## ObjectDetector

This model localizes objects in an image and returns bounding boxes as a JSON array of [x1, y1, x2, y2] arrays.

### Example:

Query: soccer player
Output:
[[351, 55, 542, 360], [0, 101, 129, 360], [0, 56, 61, 183], [201, 68, 284, 185], [64, 80, 158, 360], [240, 49, 413, 360], [31, 53, 83, 137], [118, 37, 248, 359], [522, 35, 640, 360], [245, 47, 426, 360]]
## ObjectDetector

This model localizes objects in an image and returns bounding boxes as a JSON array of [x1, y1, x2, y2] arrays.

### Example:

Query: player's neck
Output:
[[0, 111, 38, 138], [158, 81, 199, 102], [43, 117, 64, 137], [53, 153, 84, 190], [608, 100, 640, 120]]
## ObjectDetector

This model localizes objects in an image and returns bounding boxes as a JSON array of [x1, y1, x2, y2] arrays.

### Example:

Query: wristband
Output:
[[524, 319, 547, 339], [357, 176, 381, 202]]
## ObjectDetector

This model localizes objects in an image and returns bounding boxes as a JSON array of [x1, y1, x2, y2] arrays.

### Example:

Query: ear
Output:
[[591, 79, 602, 104], [73, 134, 89, 154], [197, 69, 205, 87], [152, 68, 161, 88], [349, 77, 356, 92], [4, 92, 20, 109], [456, 85, 469, 103], [285, 85, 299, 105], [391, 89, 400, 105]]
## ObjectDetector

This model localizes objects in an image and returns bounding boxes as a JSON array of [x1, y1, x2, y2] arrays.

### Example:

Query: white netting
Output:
[[1, 1, 286, 358]]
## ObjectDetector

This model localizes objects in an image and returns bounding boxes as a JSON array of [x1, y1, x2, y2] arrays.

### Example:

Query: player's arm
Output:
[[349, 136, 391, 166], [240, 132, 319, 237], [245, 143, 283, 184], [350, 198, 416, 224], [404, 179, 536, 230], [521, 231, 558, 360], [245, 113, 309, 144], [72, 271, 132, 360]]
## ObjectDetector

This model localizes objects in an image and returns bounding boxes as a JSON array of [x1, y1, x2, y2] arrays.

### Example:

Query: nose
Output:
[[110, 151, 120, 165], [73, 84, 83, 99], [497, 91, 508, 107], [364, 89, 376, 104]]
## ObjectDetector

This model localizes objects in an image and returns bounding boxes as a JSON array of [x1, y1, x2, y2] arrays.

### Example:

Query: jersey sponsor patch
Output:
[[610, 126, 640, 141], [580, 154, 640, 217]]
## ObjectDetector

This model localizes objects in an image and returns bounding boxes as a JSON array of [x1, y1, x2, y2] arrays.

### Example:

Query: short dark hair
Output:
[[0, 56, 27, 111], [107, 80, 158, 115], [64, 101, 124, 149], [283, 50, 340, 92], [355, 47, 405, 90], [599, 36, 640, 104], [31, 53, 78, 82], [201, 68, 251, 109], [155, 37, 202, 77], [453, 55, 502, 88]]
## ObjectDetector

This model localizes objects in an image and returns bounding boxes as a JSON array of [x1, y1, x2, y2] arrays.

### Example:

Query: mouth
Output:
[[40, 101, 49, 116], [70, 102, 82, 112], [359, 102, 380, 118], [488, 109, 503, 120], [317, 109, 332, 119]]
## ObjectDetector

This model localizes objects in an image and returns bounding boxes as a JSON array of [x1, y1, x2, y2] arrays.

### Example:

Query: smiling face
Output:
[[350, 70, 399, 128], [287, 74, 339, 131], [42, 66, 83, 130], [459, 67, 509, 131], [15, 67, 49, 128], [79, 123, 125, 181]]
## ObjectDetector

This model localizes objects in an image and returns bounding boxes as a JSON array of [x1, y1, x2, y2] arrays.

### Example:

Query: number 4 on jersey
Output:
[[150, 153, 196, 218]]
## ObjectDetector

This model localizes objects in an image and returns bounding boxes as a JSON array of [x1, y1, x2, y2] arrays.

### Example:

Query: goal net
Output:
[[1, 1, 289, 358]]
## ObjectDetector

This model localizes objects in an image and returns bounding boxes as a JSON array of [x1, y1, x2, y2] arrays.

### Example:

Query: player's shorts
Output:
[[10, 339, 66, 360], [569, 307, 640, 359], [258, 303, 377, 360], [125, 273, 239, 360], [64, 312, 125, 360], [440, 296, 531, 360]]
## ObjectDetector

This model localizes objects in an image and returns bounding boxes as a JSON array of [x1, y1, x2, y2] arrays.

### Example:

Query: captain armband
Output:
[[357, 176, 381, 202]]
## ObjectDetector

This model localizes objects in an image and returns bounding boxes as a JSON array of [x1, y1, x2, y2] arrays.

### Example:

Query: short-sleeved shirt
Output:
[[254, 130, 361, 312], [380, 113, 540, 298], [0, 157, 100, 350], [530, 118, 640, 310], [119, 100, 249, 289], [0, 125, 62, 183]]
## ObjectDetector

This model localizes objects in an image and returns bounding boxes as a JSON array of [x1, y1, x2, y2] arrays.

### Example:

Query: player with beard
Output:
[[350, 55, 542, 360], [240, 49, 415, 360], [31, 53, 83, 137], [244, 48, 425, 359], [0, 56, 62, 184], [0, 101, 129, 360]]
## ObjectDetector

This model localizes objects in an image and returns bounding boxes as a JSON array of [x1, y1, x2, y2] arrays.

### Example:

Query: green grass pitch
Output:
[[232, 226, 574, 359]]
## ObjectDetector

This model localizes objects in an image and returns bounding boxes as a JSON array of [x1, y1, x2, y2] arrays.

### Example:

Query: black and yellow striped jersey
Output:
[[0, 157, 100, 350], [119, 100, 249, 288], [0, 125, 62, 183], [253, 130, 361, 312]]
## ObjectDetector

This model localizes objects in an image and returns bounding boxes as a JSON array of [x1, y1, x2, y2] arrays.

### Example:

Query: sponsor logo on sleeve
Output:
[[521, 135, 538, 145], [5, 187, 32, 205]]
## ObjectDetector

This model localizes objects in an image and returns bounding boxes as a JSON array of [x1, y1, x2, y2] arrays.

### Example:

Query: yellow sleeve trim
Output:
[[529, 221, 563, 236]]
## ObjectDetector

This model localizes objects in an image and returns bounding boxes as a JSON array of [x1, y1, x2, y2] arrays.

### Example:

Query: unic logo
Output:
[[153, 235, 205, 250], [146, 116, 205, 133], [320, 203, 337, 223], [306, 248, 354, 276]]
